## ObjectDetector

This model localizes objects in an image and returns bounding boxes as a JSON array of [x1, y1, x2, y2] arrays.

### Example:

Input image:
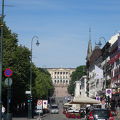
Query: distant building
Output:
[[47, 68, 75, 97]]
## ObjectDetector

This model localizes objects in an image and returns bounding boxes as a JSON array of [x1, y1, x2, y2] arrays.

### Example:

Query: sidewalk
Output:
[[13, 118, 36, 120], [12, 114, 46, 120], [13, 116, 38, 120]]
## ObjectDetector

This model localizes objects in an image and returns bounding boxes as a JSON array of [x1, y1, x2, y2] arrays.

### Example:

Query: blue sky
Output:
[[1, 0, 120, 68]]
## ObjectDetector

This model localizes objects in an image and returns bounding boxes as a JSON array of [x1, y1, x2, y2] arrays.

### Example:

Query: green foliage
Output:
[[68, 65, 86, 95], [1, 21, 31, 104], [33, 68, 54, 99], [1, 21, 54, 106]]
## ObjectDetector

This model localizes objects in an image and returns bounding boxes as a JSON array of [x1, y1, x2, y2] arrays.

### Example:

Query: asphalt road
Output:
[[40, 101, 85, 120]]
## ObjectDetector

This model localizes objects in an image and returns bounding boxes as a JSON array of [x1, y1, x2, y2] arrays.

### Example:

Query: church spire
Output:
[[86, 28, 92, 60]]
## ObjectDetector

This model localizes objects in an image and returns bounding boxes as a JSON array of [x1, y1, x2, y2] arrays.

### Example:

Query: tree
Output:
[[2, 22, 31, 105], [33, 68, 54, 99], [68, 65, 86, 95], [1, 21, 54, 111]]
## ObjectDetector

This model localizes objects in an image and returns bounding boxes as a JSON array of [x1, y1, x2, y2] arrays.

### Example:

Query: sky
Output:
[[1, 0, 120, 68]]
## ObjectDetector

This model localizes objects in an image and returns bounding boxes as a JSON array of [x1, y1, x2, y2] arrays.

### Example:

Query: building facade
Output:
[[108, 34, 120, 108], [47, 68, 75, 97], [86, 33, 120, 109], [79, 76, 87, 97]]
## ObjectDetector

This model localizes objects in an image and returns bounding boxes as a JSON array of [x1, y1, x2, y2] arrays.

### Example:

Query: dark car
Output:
[[86, 108, 114, 120]]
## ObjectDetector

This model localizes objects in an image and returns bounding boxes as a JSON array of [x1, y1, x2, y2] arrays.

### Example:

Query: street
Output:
[[34, 101, 86, 120], [41, 113, 68, 120]]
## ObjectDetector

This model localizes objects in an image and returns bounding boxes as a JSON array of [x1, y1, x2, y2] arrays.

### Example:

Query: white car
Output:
[[67, 107, 79, 113], [50, 104, 59, 114], [34, 106, 43, 115]]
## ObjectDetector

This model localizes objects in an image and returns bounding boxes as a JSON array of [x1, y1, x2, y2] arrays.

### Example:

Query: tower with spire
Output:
[[86, 28, 92, 61]]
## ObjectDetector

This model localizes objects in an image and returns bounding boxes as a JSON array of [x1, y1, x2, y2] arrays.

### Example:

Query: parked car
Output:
[[67, 107, 79, 113], [50, 104, 59, 114], [86, 108, 114, 120], [34, 106, 43, 115]]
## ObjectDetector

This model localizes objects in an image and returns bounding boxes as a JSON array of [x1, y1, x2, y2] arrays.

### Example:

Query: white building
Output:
[[79, 76, 87, 97], [47, 68, 75, 97], [47, 68, 75, 86]]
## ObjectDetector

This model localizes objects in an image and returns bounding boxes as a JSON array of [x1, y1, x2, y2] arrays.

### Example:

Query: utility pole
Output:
[[0, 0, 4, 120]]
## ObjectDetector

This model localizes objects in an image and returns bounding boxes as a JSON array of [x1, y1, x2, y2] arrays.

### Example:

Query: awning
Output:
[[70, 96, 101, 104]]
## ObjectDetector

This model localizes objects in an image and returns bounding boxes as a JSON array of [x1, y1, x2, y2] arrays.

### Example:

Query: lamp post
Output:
[[28, 36, 40, 118], [99, 37, 106, 44], [0, 0, 4, 120], [98, 37, 107, 89], [98, 37, 110, 107]]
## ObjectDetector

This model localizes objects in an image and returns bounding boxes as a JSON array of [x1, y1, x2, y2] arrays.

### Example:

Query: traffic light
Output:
[[30, 96, 32, 101], [27, 95, 32, 103]]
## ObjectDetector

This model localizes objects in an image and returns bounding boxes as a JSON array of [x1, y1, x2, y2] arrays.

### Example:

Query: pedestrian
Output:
[[86, 107, 90, 114], [2, 105, 5, 120]]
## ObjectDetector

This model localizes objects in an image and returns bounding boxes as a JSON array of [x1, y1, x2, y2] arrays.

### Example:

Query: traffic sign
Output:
[[96, 96, 100, 101], [4, 68, 13, 77], [43, 100, 48, 109], [5, 78, 12, 86], [37, 100, 42, 109], [106, 89, 112, 98]]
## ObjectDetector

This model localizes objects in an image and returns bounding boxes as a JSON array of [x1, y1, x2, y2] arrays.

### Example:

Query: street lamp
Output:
[[0, 0, 4, 120], [95, 37, 106, 47], [98, 37, 110, 107], [29, 36, 40, 118], [97, 37, 107, 89]]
